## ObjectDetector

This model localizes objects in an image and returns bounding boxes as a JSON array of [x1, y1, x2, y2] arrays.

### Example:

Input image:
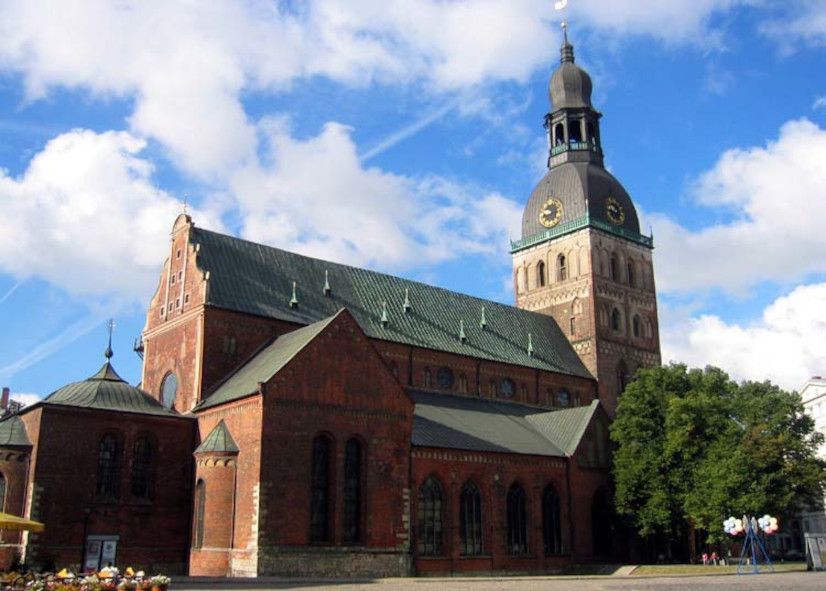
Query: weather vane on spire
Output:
[[105, 318, 116, 360], [555, 0, 570, 44], [182, 193, 189, 215]]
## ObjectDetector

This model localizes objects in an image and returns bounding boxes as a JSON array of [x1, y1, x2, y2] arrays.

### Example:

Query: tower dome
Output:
[[549, 40, 593, 110]]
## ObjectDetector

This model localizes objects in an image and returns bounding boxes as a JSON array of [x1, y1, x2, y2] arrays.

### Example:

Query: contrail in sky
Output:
[[360, 95, 465, 162], [0, 281, 22, 305]]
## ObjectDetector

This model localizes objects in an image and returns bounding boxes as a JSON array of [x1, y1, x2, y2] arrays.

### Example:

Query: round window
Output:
[[161, 373, 178, 409], [499, 378, 515, 398], [436, 367, 454, 389]]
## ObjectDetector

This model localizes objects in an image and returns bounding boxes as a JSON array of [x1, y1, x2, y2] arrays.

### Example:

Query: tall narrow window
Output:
[[557, 254, 568, 281], [423, 368, 432, 388], [460, 481, 483, 556], [627, 261, 636, 287], [417, 477, 443, 556], [489, 379, 497, 396], [97, 434, 119, 497], [506, 484, 528, 555], [610, 255, 620, 282], [0, 472, 6, 512], [611, 308, 622, 333], [458, 374, 468, 393], [537, 261, 546, 287], [543, 485, 562, 555], [131, 437, 153, 499], [310, 435, 332, 543], [554, 123, 564, 145], [569, 317, 576, 335], [193, 479, 206, 548], [632, 315, 641, 338], [343, 438, 362, 543]]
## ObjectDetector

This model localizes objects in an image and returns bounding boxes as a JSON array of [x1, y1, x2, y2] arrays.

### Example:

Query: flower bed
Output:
[[1, 569, 170, 591]]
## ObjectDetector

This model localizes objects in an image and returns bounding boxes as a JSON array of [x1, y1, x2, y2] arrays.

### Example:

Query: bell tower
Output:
[[512, 32, 661, 416]]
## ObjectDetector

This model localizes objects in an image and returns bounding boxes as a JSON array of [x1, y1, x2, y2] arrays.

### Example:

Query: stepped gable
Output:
[[190, 227, 592, 380]]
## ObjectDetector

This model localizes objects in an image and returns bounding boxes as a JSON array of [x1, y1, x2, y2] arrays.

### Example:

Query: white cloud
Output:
[[0, 129, 222, 299], [761, 1, 826, 50], [653, 119, 826, 294], [0, 1, 761, 179], [232, 119, 521, 270], [662, 283, 826, 390], [814, 96, 826, 110]]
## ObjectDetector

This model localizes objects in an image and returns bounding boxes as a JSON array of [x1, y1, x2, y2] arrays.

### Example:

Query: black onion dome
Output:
[[549, 42, 593, 110], [521, 162, 640, 239], [43, 361, 177, 416]]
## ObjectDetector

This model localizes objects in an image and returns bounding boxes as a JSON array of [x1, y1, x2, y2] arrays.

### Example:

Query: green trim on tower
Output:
[[511, 213, 654, 254]]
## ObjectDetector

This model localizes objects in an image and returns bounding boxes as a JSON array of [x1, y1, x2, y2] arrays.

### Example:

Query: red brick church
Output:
[[0, 37, 659, 577]]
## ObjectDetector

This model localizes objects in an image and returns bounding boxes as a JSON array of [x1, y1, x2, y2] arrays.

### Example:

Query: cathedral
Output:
[[0, 36, 659, 577]]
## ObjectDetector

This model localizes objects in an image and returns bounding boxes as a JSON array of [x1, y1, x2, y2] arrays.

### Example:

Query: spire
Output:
[[527, 333, 534, 357], [380, 301, 389, 326], [403, 288, 411, 313], [560, 21, 575, 63], [458, 319, 467, 343], [480, 306, 487, 330], [104, 319, 115, 360], [323, 270, 331, 296]]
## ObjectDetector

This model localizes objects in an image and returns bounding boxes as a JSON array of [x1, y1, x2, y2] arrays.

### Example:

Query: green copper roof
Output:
[[196, 313, 339, 411], [195, 419, 239, 454], [42, 361, 179, 416], [191, 227, 592, 380], [411, 389, 600, 458], [0, 415, 31, 447]]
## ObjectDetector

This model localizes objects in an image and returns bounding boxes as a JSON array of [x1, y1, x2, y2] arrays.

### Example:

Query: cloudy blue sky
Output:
[[1, 0, 825, 404]]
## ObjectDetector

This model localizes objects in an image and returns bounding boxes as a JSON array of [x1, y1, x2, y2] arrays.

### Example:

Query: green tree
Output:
[[611, 363, 826, 546]]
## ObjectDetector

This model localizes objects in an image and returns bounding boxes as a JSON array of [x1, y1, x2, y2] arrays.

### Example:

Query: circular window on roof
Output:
[[436, 367, 454, 389], [161, 372, 178, 409], [499, 378, 515, 399]]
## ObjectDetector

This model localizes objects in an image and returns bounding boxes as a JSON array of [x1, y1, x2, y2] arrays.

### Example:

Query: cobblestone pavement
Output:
[[179, 571, 826, 591]]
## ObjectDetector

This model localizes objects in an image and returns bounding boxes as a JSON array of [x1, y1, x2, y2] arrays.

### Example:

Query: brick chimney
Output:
[[1, 387, 9, 410]]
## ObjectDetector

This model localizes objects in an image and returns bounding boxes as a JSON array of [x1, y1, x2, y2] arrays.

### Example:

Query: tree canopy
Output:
[[611, 363, 826, 544]]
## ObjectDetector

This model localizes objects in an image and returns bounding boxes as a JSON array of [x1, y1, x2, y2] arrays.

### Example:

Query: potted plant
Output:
[[149, 576, 170, 591]]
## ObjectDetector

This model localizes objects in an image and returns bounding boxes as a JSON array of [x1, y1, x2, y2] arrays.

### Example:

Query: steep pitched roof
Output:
[[410, 389, 599, 458], [0, 415, 31, 447], [41, 361, 179, 417], [190, 227, 591, 380], [196, 312, 340, 411], [195, 420, 239, 453]]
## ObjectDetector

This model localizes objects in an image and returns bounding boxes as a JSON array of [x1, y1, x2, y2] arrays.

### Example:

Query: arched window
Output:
[[310, 435, 332, 543], [193, 479, 206, 548], [627, 261, 636, 287], [97, 434, 119, 498], [536, 261, 546, 288], [569, 119, 583, 142], [587, 121, 597, 145], [611, 308, 622, 332], [0, 472, 6, 512], [543, 485, 562, 555], [557, 389, 570, 407], [131, 436, 153, 499], [557, 254, 568, 281], [499, 378, 515, 399], [506, 484, 528, 555], [423, 368, 432, 388], [609, 254, 620, 282], [554, 122, 564, 145], [632, 315, 641, 338], [160, 372, 178, 409], [460, 481, 483, 556], [417, 477, 443, 556], [343, 438, 362, 543]]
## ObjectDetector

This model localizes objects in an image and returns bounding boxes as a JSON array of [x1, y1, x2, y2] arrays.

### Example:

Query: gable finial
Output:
[[182, 193, 189, 215], [289, 281, 298, 308], [459, 319, 467, 343], [380, 301, 389, 326], [104, 318, 115, 360], [403, 288, 411, 313], [323, 269, 331, 296], [527, 332, 534, 357], [480, 306, 487, 329]]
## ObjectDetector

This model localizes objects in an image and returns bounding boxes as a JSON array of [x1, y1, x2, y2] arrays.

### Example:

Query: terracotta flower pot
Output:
[[151, 586, 168, 591]]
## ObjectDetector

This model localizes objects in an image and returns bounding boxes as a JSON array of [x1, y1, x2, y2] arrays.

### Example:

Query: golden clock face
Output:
[[539, 197, 563, 228], [606, 196, 625, 225]]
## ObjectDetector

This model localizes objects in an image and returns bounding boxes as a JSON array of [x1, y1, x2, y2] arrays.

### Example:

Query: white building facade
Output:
[[800, 376, 826, 537]]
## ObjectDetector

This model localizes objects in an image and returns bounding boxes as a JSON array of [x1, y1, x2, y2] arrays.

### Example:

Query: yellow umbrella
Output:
[[0, 512, 44, 532]]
